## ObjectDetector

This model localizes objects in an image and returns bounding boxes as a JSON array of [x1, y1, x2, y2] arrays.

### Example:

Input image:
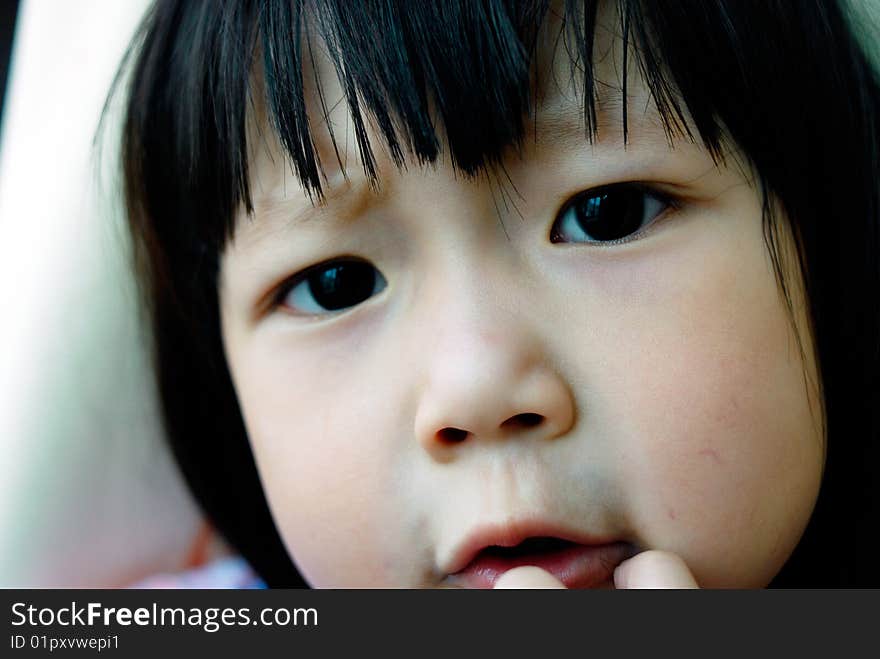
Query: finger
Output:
[[494, 566, 567, 589], [613, 550, 699, 589]]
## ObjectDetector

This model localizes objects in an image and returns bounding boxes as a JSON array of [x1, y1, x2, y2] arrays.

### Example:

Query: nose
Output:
[[413, 312, 576, 461]]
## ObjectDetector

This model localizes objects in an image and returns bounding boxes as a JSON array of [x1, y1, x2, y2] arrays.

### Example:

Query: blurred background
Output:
[[0, 0, 877, 588], [0, 0, 210, 587]]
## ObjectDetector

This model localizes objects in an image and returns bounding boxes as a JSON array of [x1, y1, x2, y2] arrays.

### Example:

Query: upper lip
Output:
[[443, 517, 621, 576]]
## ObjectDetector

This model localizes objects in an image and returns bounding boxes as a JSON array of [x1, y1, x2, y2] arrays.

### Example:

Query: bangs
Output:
[[123, 0, 742, 253], [255, 0, 720, 194]]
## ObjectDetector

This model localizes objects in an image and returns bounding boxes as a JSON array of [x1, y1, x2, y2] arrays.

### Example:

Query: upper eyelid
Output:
[[558, 181, 677, 207], [552, 182, 681, 230]]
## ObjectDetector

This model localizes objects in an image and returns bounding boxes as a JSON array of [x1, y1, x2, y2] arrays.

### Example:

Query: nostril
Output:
[[438, 427, 469, 443], [501, 413, 544, 430]]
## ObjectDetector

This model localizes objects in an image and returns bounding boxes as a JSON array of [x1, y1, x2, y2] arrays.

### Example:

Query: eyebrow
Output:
[[236, 166, 378, 254], [535, 79, 678, 148]]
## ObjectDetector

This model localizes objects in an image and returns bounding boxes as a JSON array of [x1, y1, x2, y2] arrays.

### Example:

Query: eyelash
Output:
[[271, 182, 681, 316], [550, 182, 680, 247]]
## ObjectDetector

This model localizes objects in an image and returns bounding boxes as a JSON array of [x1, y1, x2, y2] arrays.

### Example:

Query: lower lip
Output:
[[451, 542, 636, 589]]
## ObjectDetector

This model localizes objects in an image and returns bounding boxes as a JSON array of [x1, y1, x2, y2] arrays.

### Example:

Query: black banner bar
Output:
[[2, 589, 877, 656]]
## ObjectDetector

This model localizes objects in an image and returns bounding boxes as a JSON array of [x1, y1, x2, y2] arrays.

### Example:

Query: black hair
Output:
[[109, 0, 880, 587]]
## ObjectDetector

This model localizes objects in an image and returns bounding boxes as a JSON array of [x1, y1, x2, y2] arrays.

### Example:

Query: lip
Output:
[[444, 520, 637, 589]]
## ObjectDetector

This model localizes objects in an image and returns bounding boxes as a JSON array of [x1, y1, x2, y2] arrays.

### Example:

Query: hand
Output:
[[494, 565, 567, 588], [614, 550, 699, 588], [492, 550, 699, 589]]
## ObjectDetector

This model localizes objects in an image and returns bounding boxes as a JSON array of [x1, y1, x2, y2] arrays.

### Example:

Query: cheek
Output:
[[602, 221, 823, 586], [226, 338, 407, 587]]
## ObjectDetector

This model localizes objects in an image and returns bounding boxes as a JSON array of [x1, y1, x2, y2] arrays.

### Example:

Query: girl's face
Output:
[[218, 12, 824, 588]]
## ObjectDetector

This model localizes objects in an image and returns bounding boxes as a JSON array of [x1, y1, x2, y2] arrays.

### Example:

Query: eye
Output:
[[550, 183, 676, 245], [276, 258, 387, 316]]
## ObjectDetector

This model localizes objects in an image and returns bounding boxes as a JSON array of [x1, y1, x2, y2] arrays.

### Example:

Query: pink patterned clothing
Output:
[[129, 556, 266, 589]]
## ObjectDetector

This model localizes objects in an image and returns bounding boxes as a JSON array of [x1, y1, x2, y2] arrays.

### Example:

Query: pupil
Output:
[[576, 189, 644, 241], [308, 262, 375, 311]]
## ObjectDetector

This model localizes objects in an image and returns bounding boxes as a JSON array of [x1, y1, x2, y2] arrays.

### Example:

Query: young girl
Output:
[[112, 0, 879, 588]]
